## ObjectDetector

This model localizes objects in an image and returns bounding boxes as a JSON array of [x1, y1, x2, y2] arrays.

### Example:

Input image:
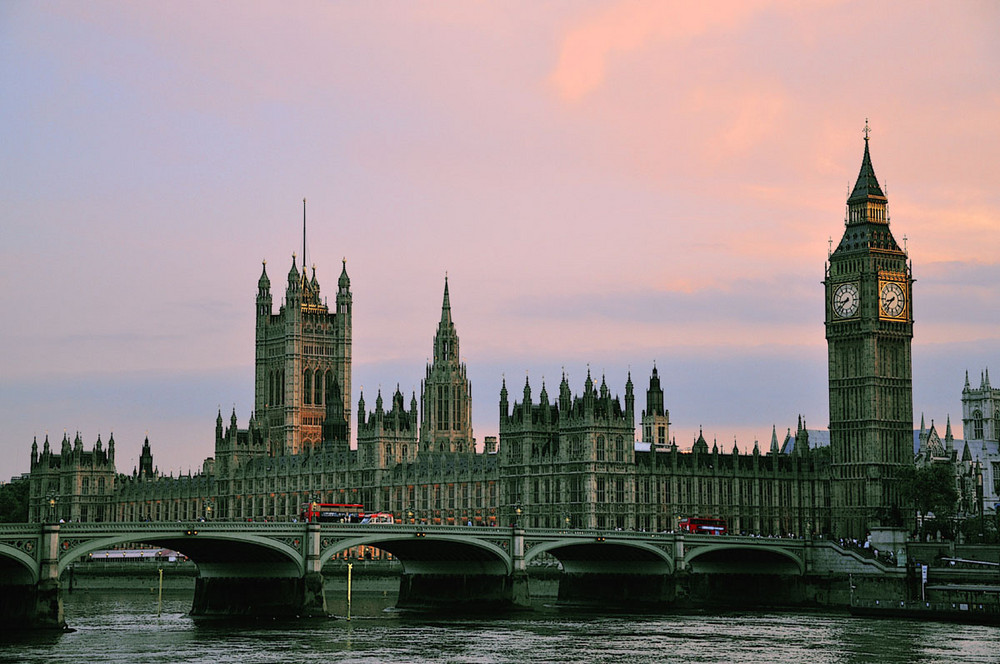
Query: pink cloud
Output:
[[549, 0, 792, 102]]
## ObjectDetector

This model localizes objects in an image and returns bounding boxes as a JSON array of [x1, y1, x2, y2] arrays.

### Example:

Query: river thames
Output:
[[3, 585, 999, 664]]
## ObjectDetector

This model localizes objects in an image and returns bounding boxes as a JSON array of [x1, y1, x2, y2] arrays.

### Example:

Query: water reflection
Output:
[[1, 589, 998, 664]]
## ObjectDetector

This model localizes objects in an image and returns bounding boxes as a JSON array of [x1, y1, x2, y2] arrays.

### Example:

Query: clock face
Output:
[[880, 282, 906, 318], [833, 283, 859, 318]]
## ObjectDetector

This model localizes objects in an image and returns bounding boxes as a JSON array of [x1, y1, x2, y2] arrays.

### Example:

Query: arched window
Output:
[[973, 410, 984, 440], [303, 369, 312, 405], [596, 435, 606, 461]]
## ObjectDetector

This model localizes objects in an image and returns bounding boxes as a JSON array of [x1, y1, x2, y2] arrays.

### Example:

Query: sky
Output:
[[2, 1, 999, 482]]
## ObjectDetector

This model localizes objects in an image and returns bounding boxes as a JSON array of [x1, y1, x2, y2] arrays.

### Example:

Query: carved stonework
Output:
[[2, 539, 35, 554], [278, 537, 302, 551]]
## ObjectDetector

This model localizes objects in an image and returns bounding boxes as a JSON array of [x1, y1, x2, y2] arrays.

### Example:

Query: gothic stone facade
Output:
[[28, 136, 925, 538]]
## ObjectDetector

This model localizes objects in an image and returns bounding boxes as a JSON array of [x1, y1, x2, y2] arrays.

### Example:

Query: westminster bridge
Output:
[[0, 522, 897, 628]]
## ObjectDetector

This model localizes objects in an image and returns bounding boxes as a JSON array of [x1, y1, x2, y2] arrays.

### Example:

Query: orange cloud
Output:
[[550, 0, 787, 102]]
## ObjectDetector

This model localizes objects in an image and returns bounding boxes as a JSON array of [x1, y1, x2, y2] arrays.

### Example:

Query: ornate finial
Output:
[[828, 236, 833, 257], [903, 235, 908, 253], [863, 118, 871, 141]]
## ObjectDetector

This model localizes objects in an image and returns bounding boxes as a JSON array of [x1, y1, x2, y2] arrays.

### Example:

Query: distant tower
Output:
[[962, 369, 999, 444], [254, 202, 352, 455], [420, 277, 474, 453], [641, 365, 671, 450], [825, 125, 914, 538], [138, 435, 154, 479]]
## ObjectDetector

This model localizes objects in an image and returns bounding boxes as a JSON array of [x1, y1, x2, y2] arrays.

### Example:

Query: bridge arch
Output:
[[319, 533, 511, 575], [684, 543, 805, 575], [0, 545, 39, 585], [55, 528, 306, 578], [525, 538, 675, 575]]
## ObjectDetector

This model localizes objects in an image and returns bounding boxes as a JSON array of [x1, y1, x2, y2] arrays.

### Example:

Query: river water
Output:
[[2, 585, 999, 664]]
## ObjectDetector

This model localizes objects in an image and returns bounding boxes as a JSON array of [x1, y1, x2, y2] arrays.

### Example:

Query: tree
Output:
[[900, 463, 958, 534], [0, 478, 29, 522]]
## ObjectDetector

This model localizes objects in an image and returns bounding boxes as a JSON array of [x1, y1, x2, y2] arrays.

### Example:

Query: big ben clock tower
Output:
[[825, 123, 914, 539]]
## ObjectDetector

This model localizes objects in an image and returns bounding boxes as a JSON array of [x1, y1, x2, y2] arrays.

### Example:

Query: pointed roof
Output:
[[848, 132, 886, 204], [440, 275, 452, 325], [693, 427, 709, 454]]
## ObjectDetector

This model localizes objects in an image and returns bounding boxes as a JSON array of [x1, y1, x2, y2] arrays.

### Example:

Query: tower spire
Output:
[[441, 273, 452, 324], [302, 198, 307, 273], [848, 122, 885, 205]]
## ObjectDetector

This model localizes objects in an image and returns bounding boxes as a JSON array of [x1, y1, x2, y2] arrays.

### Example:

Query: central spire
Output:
[[440, 273, 452, 325], [848, 121, 886, 205]]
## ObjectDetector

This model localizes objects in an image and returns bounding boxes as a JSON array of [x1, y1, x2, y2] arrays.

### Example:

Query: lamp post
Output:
[[47, 495, 57, 524], [565, 515, 571, 531], [407, 509, 414, 525], [513, 505, 522, 528]]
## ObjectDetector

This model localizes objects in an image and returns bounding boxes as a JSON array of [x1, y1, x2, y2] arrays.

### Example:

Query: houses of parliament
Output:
[[27, 136, 932, 540]]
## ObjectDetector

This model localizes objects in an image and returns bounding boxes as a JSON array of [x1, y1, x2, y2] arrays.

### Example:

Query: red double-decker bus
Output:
[[678, 517, 727, 535], [300, 503, 365, 523]]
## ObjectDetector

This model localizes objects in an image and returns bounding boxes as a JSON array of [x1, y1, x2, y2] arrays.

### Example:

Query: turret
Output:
[[286, 254, 300, 298], [624, 370, 634, 424], [499, 378, 508, 419], [559, 371, 571, 411], [138, 436, 154, 479], [945, 415, 955, 452], [257, 261, 272, 319], [337, 258, 352, 315]]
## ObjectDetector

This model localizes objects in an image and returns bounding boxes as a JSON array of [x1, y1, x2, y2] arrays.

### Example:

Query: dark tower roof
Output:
[[258, 261, 270, 289], [441, 275, 452, 325], [833, 126, 901, 255], [847, 135, 886, 205]]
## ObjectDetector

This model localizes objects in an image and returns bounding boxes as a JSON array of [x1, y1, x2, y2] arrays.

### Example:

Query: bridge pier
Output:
[[557, 572, 675, 606], [36, 524, 65, 628], [395, 527, 530, 610], [0, 524, 65, 630], [191, 572, 327, 617]]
